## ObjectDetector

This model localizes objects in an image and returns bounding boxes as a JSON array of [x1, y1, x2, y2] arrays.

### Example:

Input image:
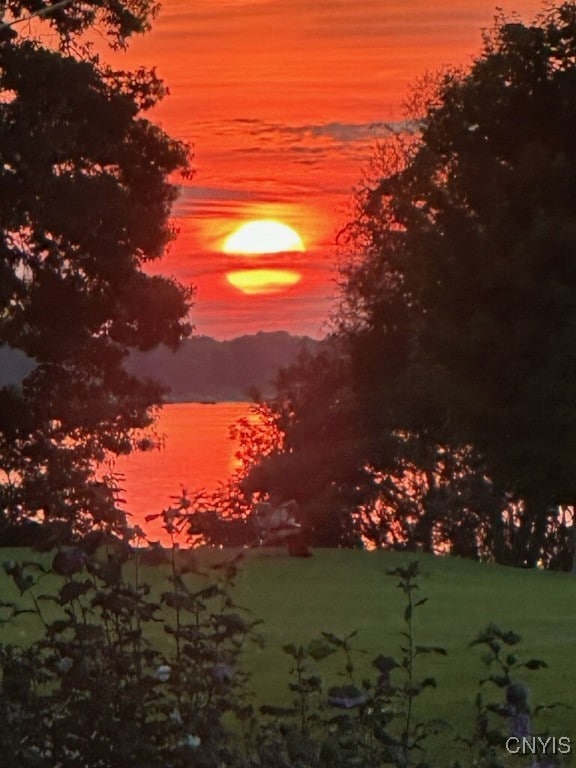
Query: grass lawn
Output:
[[228, 549, 576, 742], [2, 547, 575, 757]]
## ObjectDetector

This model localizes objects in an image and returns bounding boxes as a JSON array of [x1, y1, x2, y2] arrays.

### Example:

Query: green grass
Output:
[[2, 547, 575, 750], [229, 549, 576, 740]]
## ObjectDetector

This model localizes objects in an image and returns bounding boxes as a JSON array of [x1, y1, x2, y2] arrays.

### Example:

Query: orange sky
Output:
[[108, 0, 541, 339]]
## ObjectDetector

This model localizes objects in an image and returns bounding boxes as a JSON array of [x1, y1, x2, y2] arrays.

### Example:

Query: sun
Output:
[[223, 219, 305, 254]]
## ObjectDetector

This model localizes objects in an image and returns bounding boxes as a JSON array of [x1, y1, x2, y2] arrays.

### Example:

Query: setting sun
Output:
[[223, 220, 305, 255], [226, 268, 302, 294]]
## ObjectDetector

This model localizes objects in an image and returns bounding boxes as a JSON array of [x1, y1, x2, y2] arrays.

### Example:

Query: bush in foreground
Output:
[[1, 542, 569, 767]]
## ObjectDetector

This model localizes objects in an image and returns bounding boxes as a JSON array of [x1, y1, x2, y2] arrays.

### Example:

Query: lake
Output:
[[114, 402, 253, 542]]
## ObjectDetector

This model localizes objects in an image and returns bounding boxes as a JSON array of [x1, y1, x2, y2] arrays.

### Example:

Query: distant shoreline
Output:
[[0, 333, 320, 401]]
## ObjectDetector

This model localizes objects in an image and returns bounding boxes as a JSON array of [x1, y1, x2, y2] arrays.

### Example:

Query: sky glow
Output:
[[107, 0, 541, 338]]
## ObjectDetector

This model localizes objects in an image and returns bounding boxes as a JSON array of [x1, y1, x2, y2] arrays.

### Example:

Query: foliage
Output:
[[240, 338, 379, 547], [250, 560, 566, 767], [0, 13, 191, 540], [143, 487, 257, 548], [239, 331, 509, 555], [242, 2, 576, 567], [0, 0, 159, 49], [0, 544, 567, 767], [0, 535, 258, 767], [340, 2, 576, 566], [454, 623, 570, 767], [252, 561, 448, 768]]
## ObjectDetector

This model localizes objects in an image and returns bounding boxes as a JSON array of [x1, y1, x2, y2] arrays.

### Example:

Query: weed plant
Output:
[[0, 504, 569, 767]]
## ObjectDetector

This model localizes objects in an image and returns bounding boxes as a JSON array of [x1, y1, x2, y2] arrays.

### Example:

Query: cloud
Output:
[[173, 185, 303, 220], [191, 285, 334, 340], [226, 117, 410, 143], [188, 117, 412, 147], [180, 117, 416, 197], [179, 185, 258, 201]]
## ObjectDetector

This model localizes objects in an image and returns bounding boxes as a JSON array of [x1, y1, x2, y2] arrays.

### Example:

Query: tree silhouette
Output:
[[339, 3, 576, 566], [247, 3, 576, 566], [0, 5, 191, 541]]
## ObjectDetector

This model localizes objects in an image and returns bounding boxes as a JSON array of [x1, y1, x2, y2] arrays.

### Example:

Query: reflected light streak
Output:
[[226, 268, 302, 294]]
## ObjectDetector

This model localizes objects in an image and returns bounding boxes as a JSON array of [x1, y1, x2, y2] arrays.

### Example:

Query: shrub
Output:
[[0, 542, 567, 767], [0, 536, 258, 767]]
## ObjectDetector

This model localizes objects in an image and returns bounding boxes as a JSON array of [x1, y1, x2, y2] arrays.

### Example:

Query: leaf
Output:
[[20, 561, 49, 573], [373, 724, 401, 746], [214, 612, 249, 635], [321, 631, 346, 648], [193, 584, 222, 600], [15, 574, 34, 595], [373, 655, 399, 673], [3, 562, 35, 594], [500, 630, 521, 645], [415, 645, 447, 656], [260, 704, 298, 717], [46, 619, 72, 636], [161, 591, 192, 611], [59, 579, 92, 606], [522, 658, 547, 670], [486, 702, 509, 716], [307, 638, 337, 661]]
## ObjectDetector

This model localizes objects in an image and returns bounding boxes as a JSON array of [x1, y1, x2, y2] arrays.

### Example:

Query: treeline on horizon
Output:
[[0, 332, 320, 403], [126, 331, 320, 401]]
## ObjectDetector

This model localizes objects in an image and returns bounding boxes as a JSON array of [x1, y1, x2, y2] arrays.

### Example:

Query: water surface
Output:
[[115, 402, 252, 542]]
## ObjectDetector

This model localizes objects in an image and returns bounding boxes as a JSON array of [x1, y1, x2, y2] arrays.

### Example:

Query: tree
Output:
[[244, 3, 576, 566], [338, 3, 576, 566], [0, 0, 158, 49], [0, 5, 191, 541], [238, 336, 428, 548]]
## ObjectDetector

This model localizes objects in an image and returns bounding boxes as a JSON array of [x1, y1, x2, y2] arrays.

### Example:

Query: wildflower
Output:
[[183, 734, 201, 749], [154, 664, 171, 682], [211, 662, 235, 683]]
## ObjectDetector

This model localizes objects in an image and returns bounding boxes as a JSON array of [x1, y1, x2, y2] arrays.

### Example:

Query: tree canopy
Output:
[[0, 2, 191, 541], [245, 3, 576, 567], [0, 0, 158, 49]]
